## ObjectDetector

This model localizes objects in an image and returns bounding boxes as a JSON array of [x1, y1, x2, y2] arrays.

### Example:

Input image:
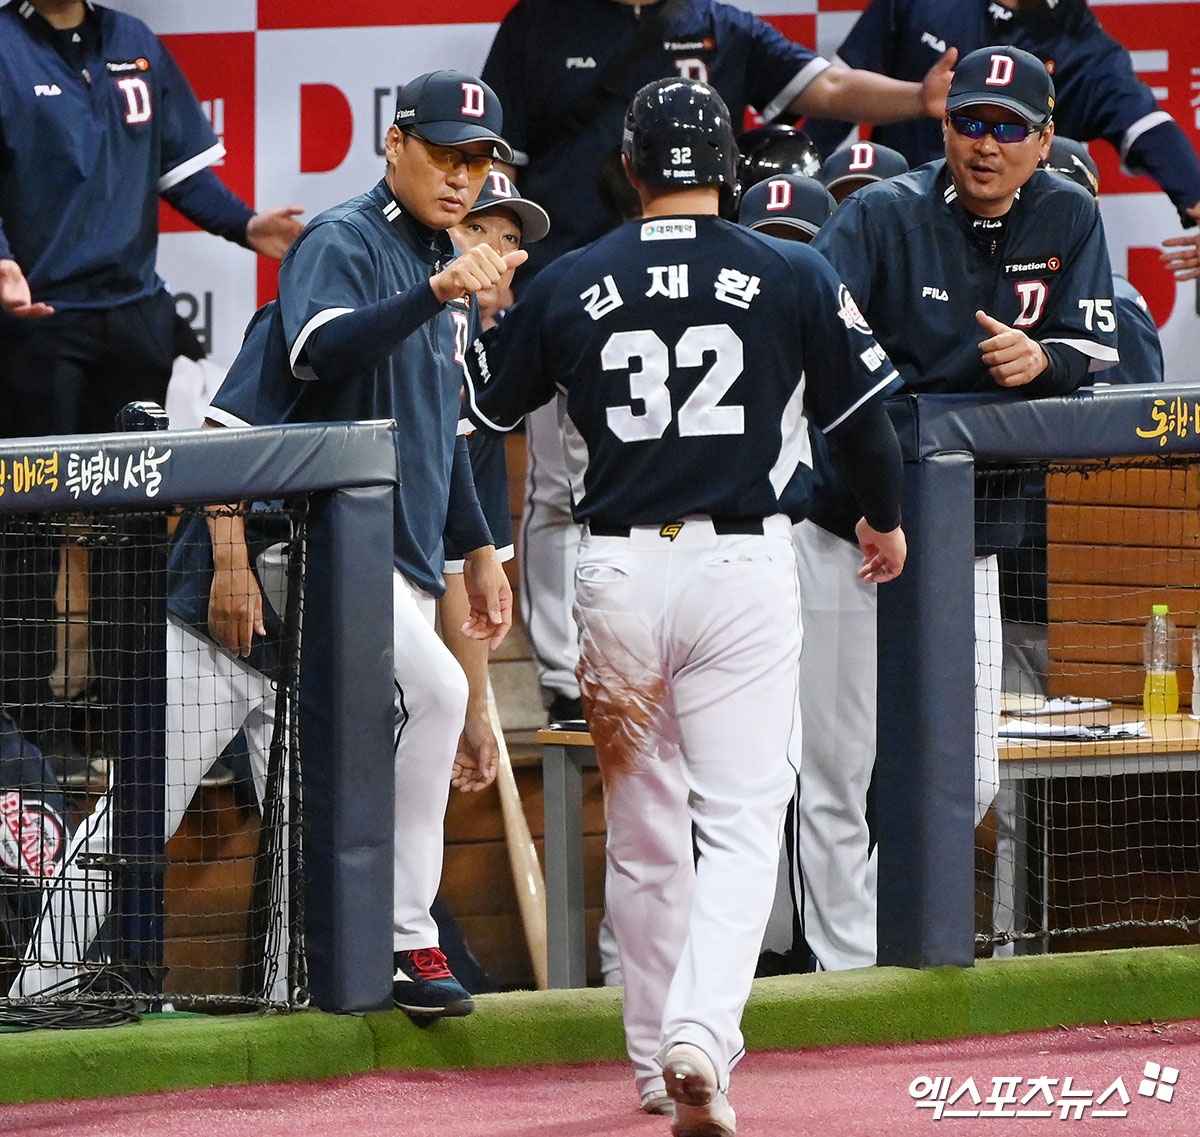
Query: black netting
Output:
[[0, 502, 306, 1025], [977, 455, 1200, 954]]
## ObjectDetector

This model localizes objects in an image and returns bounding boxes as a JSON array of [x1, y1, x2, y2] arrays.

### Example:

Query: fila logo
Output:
[[849, 143, 876, 171], [920, 31, 947, 53], [566, 56, 597, 69], [34, 83, 62, 96], [986, 54, 1015, 87], [486, 170, 515, 198], [988, 2, 1013, 20], [921, 286, 949, 301], [766, 179, 792, 210], [460, 82, 485, 118], [117, 77, 152, 124]]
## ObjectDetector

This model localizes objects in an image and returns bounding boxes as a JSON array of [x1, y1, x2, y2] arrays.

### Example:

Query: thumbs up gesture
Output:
[[975, 309, 1048, 388]]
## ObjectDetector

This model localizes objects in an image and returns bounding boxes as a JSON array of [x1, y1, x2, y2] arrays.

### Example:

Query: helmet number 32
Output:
[[602, 324, 746, 441]]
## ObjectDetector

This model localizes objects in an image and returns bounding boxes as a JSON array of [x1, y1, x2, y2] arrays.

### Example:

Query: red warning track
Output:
[[1, 1019, 1197, 1136]]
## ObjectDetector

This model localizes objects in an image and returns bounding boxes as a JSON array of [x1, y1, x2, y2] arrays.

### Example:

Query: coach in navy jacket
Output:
[[804, 0, 1200, 281], [0, 0, 303, 438]]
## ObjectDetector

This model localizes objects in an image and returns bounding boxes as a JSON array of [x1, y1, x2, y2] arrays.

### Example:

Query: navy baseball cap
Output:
[[394, 70, 513, 163], [946, 46, 1055, 126], [1042, 137, 1100, 197], [818, 142, 908, 198], [467, 170, 550, 243], [738, 174, 836, 239]]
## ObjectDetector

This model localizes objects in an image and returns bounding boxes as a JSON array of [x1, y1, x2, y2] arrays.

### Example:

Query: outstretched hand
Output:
[[921, 47, 957, 120], [1161, 205, 1200, 281], [976, 309, 1048, 387], [246, 205, 305, 260]]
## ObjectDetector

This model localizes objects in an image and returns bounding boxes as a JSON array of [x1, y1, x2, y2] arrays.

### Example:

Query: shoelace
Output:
[[401, 947, 453, 980]]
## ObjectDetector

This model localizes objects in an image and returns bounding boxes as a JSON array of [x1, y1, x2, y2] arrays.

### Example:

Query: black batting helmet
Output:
[[737, 124, 822, 192], [622, 78, 738, 204]]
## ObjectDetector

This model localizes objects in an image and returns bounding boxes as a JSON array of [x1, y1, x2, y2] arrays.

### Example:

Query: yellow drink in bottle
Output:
[[1144, 669, 1179, 716]]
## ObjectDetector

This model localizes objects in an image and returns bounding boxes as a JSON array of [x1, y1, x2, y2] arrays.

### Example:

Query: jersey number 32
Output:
[[602, 324, 745, 442]]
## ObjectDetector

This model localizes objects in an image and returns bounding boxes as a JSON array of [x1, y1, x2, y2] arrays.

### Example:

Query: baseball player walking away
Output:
[[12, 71, 516, 1020], [812, 46, 1119, 834], [481, 0, 954, 726], [466, 78, 907, 1137]]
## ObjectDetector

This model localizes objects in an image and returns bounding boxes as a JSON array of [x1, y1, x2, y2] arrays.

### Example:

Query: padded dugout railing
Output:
[[0, 421, 398, 1013], [878, 384, 1200, 969]]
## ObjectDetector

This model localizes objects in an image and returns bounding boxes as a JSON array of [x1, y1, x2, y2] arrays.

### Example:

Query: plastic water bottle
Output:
[[1143, 604, 1178, 715]]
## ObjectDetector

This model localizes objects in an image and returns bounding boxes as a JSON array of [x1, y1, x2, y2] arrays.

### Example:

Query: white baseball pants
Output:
[[573, 516, 802, 1101], [519, 399, 583, 704], [789, 520, 879, 972]]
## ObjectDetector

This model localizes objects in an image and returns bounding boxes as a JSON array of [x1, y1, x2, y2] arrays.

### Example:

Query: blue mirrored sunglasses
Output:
[[948, 113, 1044, 144]]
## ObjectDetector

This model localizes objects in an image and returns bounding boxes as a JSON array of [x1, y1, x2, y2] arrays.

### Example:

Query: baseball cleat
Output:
[[392, 948, 474, 1019], [641, 1088, 674, 1116], [663, 1042, 719, 1107], [672, 1093, 737, 1137]]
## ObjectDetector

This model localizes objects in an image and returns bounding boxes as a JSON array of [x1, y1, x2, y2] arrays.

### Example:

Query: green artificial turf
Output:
[[2, 945, 1198, 1106]]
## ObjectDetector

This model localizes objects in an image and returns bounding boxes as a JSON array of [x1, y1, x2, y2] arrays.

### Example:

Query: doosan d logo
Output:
[[766, 179, 792, 210], [460, 82, 486, 118], [986, 54, 1015, 87], [849, 143, 876, 171]]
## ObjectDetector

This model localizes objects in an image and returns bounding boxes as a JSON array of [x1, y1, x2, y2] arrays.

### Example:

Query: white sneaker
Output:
[[663, 1042, 719, 1107], [672, 1093, 737, 1137]]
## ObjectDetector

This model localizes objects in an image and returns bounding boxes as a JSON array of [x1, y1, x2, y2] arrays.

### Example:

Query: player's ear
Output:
[[1038, 121, 1055, 161], [384, 124, 404, 166]]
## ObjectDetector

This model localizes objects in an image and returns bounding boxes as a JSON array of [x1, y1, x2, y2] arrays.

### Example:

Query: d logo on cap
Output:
[[461, 82, 486, 118], [986, 55, 1015, 87]]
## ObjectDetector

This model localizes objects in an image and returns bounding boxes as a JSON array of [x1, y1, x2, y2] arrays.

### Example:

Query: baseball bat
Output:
[[487, 676, 549, 990]]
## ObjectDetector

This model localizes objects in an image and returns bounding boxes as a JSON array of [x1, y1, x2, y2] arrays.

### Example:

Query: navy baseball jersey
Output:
[[812, 162, 1119, 393], [208, 179, 488, 596], [482, 0, 827, 275], [0, 1, 222, 307], [466, 214, 898, 526], [805, 0, 1200, 225]]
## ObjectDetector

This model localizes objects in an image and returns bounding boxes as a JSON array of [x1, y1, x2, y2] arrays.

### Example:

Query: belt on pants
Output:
[[588, 518, 765, 538]]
